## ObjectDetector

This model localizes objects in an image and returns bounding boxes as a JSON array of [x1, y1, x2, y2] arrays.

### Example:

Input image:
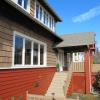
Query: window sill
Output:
[[0, 66, 49, 70]]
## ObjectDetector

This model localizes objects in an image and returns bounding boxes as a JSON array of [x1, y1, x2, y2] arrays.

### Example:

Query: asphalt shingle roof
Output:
[[56, 32, 96, 48]]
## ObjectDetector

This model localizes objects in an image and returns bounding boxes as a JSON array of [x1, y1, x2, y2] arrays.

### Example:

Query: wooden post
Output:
[[90, 50, 93, 92], [84, 48, 91, 94]]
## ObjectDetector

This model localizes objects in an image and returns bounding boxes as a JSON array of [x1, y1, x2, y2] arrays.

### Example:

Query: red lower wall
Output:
[[0, 67, 56, 100], [67, 72, 86, 96], [67, 72, 97, 96]]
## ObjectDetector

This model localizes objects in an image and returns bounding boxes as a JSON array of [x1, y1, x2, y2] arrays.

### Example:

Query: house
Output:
[[0, 0, 96, 100]]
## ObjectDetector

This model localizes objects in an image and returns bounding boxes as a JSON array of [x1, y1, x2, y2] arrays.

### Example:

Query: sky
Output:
[[47, 0, 100, 50]]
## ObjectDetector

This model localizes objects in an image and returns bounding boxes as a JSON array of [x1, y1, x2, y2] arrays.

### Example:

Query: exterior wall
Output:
[[67, 72, 86, 96], [30, 0, 35, 16], [0, 67, 56, 100], [0, 5, 57, 68], [67, 72, 97, 96]]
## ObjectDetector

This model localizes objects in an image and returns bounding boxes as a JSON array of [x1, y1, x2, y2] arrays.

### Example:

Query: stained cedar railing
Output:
[[92, 64, 100, 72], [72, 62, 85, 72]]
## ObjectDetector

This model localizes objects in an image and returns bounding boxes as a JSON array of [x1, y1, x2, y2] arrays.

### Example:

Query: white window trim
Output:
[[34, 0, 55, 32], [11, 0, 30, 13], [12, 31, 47, 68]]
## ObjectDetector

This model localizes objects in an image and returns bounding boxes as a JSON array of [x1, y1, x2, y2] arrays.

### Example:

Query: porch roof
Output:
[[56, 32, 96, 48]]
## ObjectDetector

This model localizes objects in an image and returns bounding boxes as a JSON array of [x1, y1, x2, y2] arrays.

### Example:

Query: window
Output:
[[35, 1, 55, 32], [14, 36, 23, 64], [40, 45, 44, 65], [43, 11, 46, 24], [33, 42, 39, 65], [40, 7, 42, 21], [25, 39, 31, 64], [13, 32, 47, 67], [18, 0, 28, 10], [49, 16, 52, 28], [36, 3, 39, 19]]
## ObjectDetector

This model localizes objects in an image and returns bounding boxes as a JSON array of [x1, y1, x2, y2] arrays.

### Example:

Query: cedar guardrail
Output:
[[72, 62, 85, 72], [92, 64, 100, 73]]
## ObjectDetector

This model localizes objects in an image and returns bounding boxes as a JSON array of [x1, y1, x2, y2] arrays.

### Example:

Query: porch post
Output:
[[84, 48, 91, 94], [90, 50, 93, 92]]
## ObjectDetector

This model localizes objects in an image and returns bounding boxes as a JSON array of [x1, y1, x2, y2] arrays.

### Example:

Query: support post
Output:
[[84, 48, 91, 94]]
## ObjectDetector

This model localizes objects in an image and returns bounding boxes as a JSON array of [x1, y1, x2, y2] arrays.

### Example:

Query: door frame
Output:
[[58, 49, 64, 71]]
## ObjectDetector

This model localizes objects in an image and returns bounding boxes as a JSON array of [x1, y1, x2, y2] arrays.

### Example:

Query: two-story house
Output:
[[0, 0, 96, 100]]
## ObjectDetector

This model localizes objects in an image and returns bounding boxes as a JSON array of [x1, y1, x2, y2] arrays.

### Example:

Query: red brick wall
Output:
[[0, 67, 56, 100]]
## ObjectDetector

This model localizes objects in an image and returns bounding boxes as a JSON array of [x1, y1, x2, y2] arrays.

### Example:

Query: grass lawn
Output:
[[68, 93, 100, 100]]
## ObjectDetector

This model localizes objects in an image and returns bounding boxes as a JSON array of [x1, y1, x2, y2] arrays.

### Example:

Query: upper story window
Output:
[[35, 1, 55, 32], [18, 0, 28, 9], [11, 0, 30, 12]]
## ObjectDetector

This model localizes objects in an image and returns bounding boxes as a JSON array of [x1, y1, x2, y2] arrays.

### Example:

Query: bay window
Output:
[[14, 32, 47, 67]]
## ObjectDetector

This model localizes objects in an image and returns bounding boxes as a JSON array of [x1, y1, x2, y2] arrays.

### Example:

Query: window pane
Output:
[[46, 14, 48, 25], [24, 0, 28, 9], [33, 42, 38, 65], [40, 7, 42, 21], [44, 11, 46, 24], [18, 0, 22, 6], [14, 36, 23, 64], [49, 16, 52, 28], [36, 3, 39, 18], [25, 39, 31, 64], [40, 45, 44, 65]]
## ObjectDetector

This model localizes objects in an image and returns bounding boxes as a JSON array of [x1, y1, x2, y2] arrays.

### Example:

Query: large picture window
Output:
[[13, 32, 47, 67]]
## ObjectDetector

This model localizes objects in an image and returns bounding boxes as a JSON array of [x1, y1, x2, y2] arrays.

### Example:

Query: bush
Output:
[[93, 71, 100, 92]]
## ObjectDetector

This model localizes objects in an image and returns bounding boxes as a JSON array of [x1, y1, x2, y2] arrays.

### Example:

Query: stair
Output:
[[46, 72, 68, 97]]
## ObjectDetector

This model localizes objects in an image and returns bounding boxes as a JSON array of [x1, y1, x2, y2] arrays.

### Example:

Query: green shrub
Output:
[[95, 71, 100, 90]]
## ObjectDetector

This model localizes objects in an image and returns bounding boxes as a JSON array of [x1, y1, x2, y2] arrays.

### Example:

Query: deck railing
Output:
[[72, 62, 85, 72], [92, 64, 100, 73]]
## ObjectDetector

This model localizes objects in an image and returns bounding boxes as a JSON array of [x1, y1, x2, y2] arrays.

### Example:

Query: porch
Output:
[[54, 32, 96, 96]]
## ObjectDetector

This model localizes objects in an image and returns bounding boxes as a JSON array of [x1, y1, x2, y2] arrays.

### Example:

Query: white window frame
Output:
[[34, 0, 55, 32], [12, 31, 47, 68], [11, 0, 30, 13]]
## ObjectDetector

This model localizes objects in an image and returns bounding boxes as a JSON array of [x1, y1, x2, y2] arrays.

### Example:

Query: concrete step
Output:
[[46, 72, 68, 97]]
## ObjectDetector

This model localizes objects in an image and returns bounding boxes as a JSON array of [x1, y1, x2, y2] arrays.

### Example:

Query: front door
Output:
[[58, 50, 64, 71]]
